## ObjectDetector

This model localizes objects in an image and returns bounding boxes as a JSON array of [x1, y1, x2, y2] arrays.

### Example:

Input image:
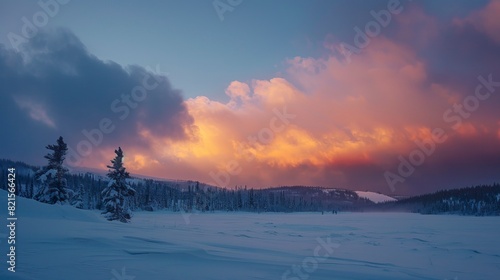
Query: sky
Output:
[[1, 0, 500, 195]]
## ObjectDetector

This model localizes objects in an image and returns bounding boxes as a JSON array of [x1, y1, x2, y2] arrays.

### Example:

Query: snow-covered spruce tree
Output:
[[69, 184, 84, 209], [101, 147, 136, 222], [34, 136, 70, 204]]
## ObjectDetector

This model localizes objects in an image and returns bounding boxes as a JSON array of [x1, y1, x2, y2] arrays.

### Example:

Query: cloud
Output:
[[14, 96, 56, 128], [143, 1, 500, 194], [0, 28, 194, 166], [226, 81, 251, 108], [460, 0, 500, 45]]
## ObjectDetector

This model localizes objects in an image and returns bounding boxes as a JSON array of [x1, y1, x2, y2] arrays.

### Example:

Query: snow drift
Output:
[[0, 190, 499, 280]]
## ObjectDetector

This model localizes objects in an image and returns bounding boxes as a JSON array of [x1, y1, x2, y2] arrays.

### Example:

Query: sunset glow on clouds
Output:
[[136, 2, 500, 194], [2, 1, 500, 195]]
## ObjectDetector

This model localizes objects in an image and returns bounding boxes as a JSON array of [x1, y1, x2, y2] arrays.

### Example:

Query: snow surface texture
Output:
[[0, 190, 499, 280], [355, 191, 397, 203]]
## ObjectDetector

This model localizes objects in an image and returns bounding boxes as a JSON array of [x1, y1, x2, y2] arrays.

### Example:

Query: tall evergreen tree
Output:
[[69, 184, 84, 209], [101, 147, 136, 222], [34, 136, 70, 204]]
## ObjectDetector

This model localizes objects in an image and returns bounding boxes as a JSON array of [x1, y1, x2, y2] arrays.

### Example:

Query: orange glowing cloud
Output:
[[87, 2, 500, 194], [115, 30, 499, 191], [126, 38, 439, 186]]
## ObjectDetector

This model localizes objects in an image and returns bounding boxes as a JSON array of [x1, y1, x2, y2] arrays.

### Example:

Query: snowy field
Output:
[[1, 191, 499, 280]]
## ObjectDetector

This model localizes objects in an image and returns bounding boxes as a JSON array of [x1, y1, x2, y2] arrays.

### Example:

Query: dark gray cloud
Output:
[[0, 28, 193, 166]]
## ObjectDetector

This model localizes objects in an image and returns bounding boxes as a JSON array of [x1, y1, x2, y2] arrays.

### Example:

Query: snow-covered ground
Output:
[[1, 190, 499, 280], [355, 191, 397, 203]]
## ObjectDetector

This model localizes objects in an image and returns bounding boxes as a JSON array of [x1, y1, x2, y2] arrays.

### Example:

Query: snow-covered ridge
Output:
[[355, 191, 397, 203]]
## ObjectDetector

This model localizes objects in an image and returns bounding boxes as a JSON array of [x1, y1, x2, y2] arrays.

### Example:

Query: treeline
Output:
[[4, 153, 498, 217], [0, 158, 374, 214], [376, 184, 500, 216]]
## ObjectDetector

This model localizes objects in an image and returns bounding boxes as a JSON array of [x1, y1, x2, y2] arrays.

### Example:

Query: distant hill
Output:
[[376, 184, 500, 216]]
